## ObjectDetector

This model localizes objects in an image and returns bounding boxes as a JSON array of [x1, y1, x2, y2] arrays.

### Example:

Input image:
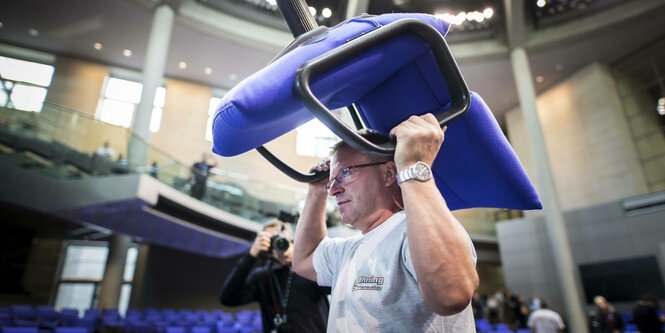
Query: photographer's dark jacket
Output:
[[220, 254, 329, 333]]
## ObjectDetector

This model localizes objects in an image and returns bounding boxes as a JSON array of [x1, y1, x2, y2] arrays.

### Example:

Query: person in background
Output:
[[95, 141, 117, 160], [589, 295, 624, 333], [220, 220, 329, 333], [632, 295, 664, 333], [190, 153, 217, 200], [527, 300, 565, 333], [148, 161, 159, 178]]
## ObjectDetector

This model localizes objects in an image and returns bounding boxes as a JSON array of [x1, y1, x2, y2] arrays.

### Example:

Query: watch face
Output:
[[414, 162, 431, 180]]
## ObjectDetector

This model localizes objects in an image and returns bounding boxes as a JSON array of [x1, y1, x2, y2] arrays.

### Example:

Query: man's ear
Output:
[[384, 161, 397, 187]]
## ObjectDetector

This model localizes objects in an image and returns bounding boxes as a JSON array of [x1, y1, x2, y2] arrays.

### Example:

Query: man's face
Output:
[[328, 147, 388, 231], [264, 225, 293, 266]]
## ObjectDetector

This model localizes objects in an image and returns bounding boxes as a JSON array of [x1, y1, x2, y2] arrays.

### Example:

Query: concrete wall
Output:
[[505, 62, 649, 212], [497, 200, 665, 314], [41, 55, 317, 204], [132, 243, 253, 311]]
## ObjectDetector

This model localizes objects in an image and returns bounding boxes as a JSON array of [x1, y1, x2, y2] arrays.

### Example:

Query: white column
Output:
[[98, 234, 132, 309], [510, 47, 588, 333], [128, 2, 176, 168], [345, 0, 370, 19]]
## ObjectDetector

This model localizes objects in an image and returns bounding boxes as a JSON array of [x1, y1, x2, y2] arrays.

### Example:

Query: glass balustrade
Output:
[[0, 103, 304, 224], [0, 102, 506, 236]]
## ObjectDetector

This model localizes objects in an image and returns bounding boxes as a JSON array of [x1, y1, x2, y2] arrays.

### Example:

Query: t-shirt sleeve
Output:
[[402, 229, 477, 281], [556, 314, 565, 329], [313, 236, 347, 287]]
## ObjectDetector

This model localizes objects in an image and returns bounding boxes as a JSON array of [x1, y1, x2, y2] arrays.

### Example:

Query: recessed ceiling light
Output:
[[322, 8, 332, 18], [123, 49, 132, 57], [178, 61, 187, 69], [483, 8, 494, 19], [555, 64, 563, 71], [94, 42, 102, 50], [28, 28, 39, 37], [204, 67, 212, 75], [309, 6, 316, 16], [537, 0, 547, 8], [536, 75, 544, 83], [229, 73, 237, 81]]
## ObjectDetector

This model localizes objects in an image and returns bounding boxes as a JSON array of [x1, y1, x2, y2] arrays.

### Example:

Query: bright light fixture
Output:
[[322, 7, 332, 18], [123, 49, 132, 57], [28, 28, 39, 37], [204, 67, 212, 75], [309, 6, 316, 16], [658, 97, 665, 116], [537, 0, 547, 8], [178, 61, 187, 69], [536, 75, 544, 83], [483, 8, 494, 18], [94, 42, 102, 50]]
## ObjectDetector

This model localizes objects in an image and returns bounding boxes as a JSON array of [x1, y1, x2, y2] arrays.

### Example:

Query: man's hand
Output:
[[389, 114, 445, 170], [309, 157, 330, 193], [249, 232, 272, 257]]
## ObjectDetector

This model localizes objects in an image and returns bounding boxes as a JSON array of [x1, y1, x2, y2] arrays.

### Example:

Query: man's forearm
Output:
[[401, 180, 479, 315], [293, 187, 328, 281]]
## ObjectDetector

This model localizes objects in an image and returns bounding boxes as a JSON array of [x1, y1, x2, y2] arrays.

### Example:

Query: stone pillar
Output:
[[98, 234, 132, 309], [510, 47, 588, 333], [128, 1, 178, 169]]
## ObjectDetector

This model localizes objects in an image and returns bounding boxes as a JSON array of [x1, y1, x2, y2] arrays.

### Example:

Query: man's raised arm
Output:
[[293, 161, 330, 282], [390, 114, 479, 316]]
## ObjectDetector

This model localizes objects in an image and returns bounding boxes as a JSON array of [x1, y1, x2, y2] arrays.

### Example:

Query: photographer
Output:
[[220, 219, 329, 333]]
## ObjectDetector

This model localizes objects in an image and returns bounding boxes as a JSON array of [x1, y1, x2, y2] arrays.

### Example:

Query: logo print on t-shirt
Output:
[[352, 275, 384, 291]]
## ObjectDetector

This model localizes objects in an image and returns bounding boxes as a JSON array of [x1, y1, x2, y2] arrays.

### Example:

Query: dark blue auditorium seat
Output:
[[165, 326, 185, 333], [57, 309, 79, 327], [9, 306, 37, 327], [54, 327, 89, 333], [1, 327, 39, 333]]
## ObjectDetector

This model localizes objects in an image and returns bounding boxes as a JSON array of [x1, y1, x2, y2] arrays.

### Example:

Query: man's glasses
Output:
[[325, 161, 390, 192]]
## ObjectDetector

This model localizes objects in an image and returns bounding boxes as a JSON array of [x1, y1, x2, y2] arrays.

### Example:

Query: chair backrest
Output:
[[190, 326, 210, 333], [54, 327, 89, 333], [2, 327, 39, 333], [216, 327, 236, 333], [165, 326, 186, 333]]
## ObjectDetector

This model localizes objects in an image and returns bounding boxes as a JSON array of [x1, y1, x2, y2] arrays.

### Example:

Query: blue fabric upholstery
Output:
[[212, 13, 541, 210]]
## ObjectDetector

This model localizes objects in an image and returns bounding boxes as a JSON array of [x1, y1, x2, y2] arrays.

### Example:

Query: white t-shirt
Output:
[[313, 211, 477, 332], [528, 308, 565, 333]]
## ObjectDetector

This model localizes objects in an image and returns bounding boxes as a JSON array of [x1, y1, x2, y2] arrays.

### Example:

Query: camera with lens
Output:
[[269, 233, 290, 253]]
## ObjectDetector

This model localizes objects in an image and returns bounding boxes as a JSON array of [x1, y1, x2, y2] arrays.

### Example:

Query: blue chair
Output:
[[35, 306, 58, 327], [2, 327, 39, 333], [211, 13, 541, 212], [216, 327, 235, 333], [82, 309, 100, 320], [494, 323, 509, 331], [74, 317, 96, 332], [164, 326, 185, 333], [59, 309, 80, 326], [190, 326, 210, 333], [54, 327, 89, 333]]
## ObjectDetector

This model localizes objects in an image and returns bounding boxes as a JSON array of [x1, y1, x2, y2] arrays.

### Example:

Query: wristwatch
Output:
[[397, 161, 433, 185]]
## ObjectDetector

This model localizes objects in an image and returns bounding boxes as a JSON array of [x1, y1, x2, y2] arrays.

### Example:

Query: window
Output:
[[97, 77, 165, 132], [55, 244, 108, 312], [54, 242, 138, 313], [296, 119, 340, 157], [206, 96, 224, 141], [0, 55, 54, 112], [119, 247, 138, 315]]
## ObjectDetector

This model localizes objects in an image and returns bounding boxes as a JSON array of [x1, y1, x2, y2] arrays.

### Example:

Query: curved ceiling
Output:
[[0, 0, 664, 122]]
